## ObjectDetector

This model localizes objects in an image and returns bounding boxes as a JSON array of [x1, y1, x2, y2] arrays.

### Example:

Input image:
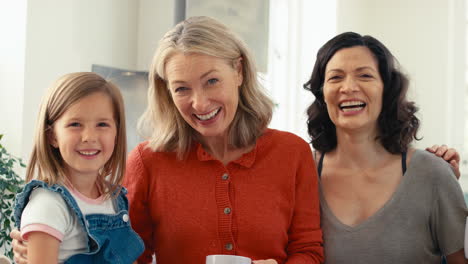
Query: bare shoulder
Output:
[[313, 150, 322, 166]]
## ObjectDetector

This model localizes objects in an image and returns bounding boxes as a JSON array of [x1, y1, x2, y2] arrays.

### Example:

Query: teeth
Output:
[[342, 106, 364, 112], [339, 101, 366, 108], [78, 150, 99, 156], [195, 108, 221, 121]]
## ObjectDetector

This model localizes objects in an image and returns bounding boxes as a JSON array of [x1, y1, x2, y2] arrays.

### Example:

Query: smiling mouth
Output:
[[194, 107, 221, 121], [78, 150, 100, 156], [339, 101, 366, 112]]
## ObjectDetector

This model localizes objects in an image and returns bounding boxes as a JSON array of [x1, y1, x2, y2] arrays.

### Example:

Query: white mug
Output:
[[206, 254, 252, 264], [465, 216, 468, 259]]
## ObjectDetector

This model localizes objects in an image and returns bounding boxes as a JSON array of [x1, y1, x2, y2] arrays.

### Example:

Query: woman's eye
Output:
[[327, 76, 342, 81], [360, 74, 373, 78], [174, 87, 189, 93], [207, 78, 219, 85]]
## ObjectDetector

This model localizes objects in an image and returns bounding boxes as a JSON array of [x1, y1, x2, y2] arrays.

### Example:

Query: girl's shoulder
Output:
[[17, 186, 72, 230], [29, 187, 67, 205], [16, 180, 68, 210]]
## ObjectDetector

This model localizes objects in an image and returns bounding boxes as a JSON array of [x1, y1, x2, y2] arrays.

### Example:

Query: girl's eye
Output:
[[207, 78, 219, 85], [98, 122, 110, 127], [68, 122, 81, 127]]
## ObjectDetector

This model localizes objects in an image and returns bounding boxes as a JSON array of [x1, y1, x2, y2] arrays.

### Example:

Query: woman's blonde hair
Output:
[[26, 72, 127, 196], [139, 16, 274, 158]]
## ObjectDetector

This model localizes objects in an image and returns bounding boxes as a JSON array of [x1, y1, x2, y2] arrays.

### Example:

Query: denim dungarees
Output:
[[14, 180, 145, 264]]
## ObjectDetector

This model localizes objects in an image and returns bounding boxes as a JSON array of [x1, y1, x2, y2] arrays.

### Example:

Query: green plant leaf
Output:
[[0, 134, 23, 257], [3, 219, 10, 229]]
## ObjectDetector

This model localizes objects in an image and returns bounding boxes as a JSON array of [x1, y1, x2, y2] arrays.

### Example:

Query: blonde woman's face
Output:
[[50, 92, 117, 180], [165, 52, 243, 142]]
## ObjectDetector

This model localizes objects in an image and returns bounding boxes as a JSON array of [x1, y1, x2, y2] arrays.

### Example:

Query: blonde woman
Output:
[[123, 16, 324, 264]]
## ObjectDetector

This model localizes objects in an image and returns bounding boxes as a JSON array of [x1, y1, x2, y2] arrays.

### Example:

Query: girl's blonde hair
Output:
[[138, 16, 274, 158], [26, 72, 127, 196]]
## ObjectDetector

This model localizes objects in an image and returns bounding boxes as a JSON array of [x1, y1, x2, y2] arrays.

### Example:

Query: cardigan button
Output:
[[224, 207, 231, 214], [225, 243, 233, 251], [221, 173, 229, 180]]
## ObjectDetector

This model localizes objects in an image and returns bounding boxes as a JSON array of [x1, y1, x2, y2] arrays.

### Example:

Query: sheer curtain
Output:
[[265, 0, 337, 141]]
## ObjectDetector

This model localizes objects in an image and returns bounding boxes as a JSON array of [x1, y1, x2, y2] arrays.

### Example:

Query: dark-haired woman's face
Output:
[[323, 46, 383, 135]]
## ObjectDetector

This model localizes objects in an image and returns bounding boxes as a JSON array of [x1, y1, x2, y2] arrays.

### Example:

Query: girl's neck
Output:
[[64, 174, 100, 199]]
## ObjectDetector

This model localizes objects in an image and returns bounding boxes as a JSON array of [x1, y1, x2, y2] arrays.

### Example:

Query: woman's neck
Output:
[[331, 128, 392, 170], [200, 134, 252, 165]]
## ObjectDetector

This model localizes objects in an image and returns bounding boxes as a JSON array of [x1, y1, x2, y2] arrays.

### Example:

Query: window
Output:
[[266, 0, 336, 141]]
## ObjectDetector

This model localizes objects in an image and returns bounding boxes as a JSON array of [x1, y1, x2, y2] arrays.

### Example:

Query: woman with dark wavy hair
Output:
[[304, 32, 467, 263]]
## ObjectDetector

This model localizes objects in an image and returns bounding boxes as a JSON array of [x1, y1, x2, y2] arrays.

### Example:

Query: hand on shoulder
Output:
[[425, 145, 460, 179]]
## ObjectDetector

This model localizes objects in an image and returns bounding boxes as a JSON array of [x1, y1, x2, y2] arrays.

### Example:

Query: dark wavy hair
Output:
[[303, 32, 420, 154]]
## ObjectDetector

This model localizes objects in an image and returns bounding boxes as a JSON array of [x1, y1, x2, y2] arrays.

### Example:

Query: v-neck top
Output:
[[318, 151, 407, 177], [318, 149, 467, 263]]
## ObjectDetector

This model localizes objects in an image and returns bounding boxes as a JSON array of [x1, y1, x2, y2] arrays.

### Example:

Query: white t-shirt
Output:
[[20, 185, 116, 263]]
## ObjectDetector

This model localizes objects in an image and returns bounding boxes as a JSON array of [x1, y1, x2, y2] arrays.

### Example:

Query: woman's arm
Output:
[[284, 140, 324, 263], [123, 145, 155, 263], [27, 232, 59, 264], [428, 152, 467, 263], [445, 249, 467, 263]]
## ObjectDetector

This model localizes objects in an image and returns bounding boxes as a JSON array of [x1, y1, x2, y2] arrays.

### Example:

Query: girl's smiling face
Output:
[[50, 92, 117, 179]]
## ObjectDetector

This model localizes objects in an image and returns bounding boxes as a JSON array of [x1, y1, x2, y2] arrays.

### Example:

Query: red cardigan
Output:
[[124, 129, 323, 263]]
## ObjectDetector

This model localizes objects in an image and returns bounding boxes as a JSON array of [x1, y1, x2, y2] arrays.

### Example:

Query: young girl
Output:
[[13, 72, 144, 263]]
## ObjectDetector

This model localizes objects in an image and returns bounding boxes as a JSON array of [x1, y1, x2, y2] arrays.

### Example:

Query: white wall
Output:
[[20, 0, 140, 159], [186, 0, 270, 73], [1, 0, 176, 163], [336, 0, 466, 151], [0, 0, 27, 157], [137, 0, 175, 70]]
